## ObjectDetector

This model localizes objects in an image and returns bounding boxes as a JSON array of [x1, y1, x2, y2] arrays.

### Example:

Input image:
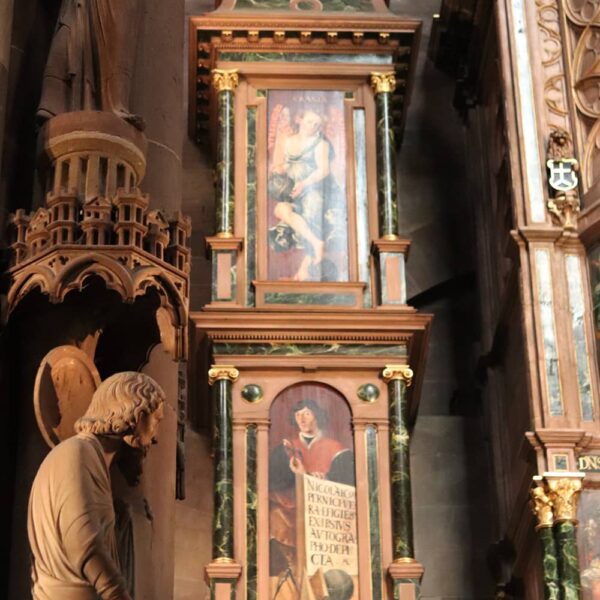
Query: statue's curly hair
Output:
[[75, 371, 165, 436]]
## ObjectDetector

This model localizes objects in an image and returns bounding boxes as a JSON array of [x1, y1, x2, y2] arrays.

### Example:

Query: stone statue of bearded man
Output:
[[37, 0, 144, 129], [28, 371, 165, 600]]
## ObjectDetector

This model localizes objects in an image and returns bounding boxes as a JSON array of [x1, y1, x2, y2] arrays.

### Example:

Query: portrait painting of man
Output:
[[267, 90, 349, 283], [269, 383, 357, 600]]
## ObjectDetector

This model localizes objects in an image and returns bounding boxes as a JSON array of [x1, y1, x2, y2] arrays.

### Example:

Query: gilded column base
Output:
[[205, 560, 242, 600], [389, 560, 424, 600]]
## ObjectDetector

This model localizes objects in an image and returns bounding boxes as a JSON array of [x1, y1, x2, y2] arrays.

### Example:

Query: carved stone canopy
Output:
[[7, 112, 191, 359]]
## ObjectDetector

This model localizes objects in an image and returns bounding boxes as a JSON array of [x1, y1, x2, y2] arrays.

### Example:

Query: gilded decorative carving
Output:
[[546, 131, 581, 229], [382, 364, 413, 386], [211, 69, 239, 93], [547, 477, 583, 522], [370, 72, 397, 95], [208, 365, 240, 385], [561, 0, 600, 191], [531, 485, 555, 529]]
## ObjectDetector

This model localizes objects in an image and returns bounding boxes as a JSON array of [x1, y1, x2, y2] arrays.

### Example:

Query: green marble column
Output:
[[530, 484, 560, 600], [546, 476, 584, 600], [383, 364, 415, 560], [554, 522, 581, 600], [371, 72, 399, 240], [212, 69, 239, 238], [208, 364, 239, 560], [538, 527, 560, 600]]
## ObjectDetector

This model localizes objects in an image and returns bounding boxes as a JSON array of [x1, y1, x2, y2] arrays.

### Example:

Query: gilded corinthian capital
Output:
[[530, 485, 554, 529], [208, 365, 239, 386], [212, 69, 239, 93], [547, 477, 582, 523], [382, 365, 413, 386], [370, 72, 397, 94]]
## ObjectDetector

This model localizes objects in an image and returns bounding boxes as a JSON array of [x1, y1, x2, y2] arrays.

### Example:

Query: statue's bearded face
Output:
[[125, 403, 165, 450]]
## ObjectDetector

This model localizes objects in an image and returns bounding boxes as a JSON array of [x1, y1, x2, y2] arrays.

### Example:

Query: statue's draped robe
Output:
[[28, 433, 128, 600], [38, 0, 139, 117]]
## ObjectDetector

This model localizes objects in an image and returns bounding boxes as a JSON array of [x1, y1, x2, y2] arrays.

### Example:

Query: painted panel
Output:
[[269, 383, 358, 598], [267, 90, 349, 282], [565, 254, 594, 420], [353, 108, 372, 307], [578, 489, 600, 600], [247, 107, 257, 306], [535, 249, 563, 415]]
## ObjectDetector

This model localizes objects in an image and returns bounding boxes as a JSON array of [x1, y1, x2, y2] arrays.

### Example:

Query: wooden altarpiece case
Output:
[[189, 4, 431, 599]]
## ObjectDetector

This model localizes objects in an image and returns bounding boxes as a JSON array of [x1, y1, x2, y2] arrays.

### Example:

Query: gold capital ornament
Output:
[[212, 69, 240, 93], [208, 365, 240, 386], [382, 364, 413, 387], [370, 72, 397, 95], [547, 477, 582, 523], [530, 484, 554, 529]]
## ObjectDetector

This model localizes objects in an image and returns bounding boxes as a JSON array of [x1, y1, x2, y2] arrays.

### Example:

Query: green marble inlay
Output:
[[215, 90, 235, 236], [358, 383, 380, 402], [389, 379, 414, 559], [537, 527, 560, 600], [233, 0, 375, 12], [366, 426, 383, 599], [375, 92, 398, 239], [353, 108, 372, 308], [264, 292, 356, 306], [246, 425, 257, 600], [256, 89, 267, 98], [242, 384, 263, 403], [214, 342, 407, 356], [246, 107, 257, 306], [212, 379, 234, 559], [555, 521, 581, 600], [220, 52, 391, 64]]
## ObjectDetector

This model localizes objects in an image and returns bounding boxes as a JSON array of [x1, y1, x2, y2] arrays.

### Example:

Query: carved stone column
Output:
[[530, 480, 560, 600], [212, 69, 239, 239], [383, 364, 423, 597], [206, 364, 242, 598], [371, 72, 399, 240], [547, 476, 584, 600]]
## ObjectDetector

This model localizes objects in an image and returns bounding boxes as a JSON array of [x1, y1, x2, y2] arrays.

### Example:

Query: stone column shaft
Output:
[[212, 69, 238, 238], [371, 72, 399, 240], [530, 483, 560, 600], [547, 476, 584, 600], [383, 364, 415, 560], [208, 364, 239, 560]]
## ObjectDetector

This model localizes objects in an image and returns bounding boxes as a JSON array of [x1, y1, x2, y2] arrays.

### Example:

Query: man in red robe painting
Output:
[[269, 399, 354, 598]]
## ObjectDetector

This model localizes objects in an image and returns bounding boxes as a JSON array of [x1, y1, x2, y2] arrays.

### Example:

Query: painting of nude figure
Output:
[[267, 90, 349, 282]]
